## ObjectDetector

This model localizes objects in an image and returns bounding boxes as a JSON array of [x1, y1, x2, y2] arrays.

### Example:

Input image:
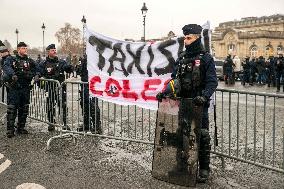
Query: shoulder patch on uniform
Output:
[[201, 53, 213, 63], [195, 59, 200, 66]]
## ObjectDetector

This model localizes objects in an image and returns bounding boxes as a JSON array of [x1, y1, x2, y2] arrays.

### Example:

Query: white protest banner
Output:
[[85, 28, 183, 110], [85, 21, 212, 111]]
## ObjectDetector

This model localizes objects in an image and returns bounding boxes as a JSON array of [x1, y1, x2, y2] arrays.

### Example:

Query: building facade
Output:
[[212, 14, 284, 60]]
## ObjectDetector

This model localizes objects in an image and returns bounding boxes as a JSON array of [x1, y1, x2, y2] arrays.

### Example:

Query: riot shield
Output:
[[152, 98, 203, 187]]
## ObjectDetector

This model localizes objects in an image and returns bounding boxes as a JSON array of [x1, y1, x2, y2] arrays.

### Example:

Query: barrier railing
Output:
[[0, 84, 7, 105], [2, 79, 284, 174], [212, 88, 284, 173], [0, 85, 7, 124], [46, 81, 156, 146], [28, 79, 62, 129]]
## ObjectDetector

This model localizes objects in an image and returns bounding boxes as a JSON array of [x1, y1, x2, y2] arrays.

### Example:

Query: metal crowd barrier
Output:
[[212, 88, 284, 173], [46, 80, 157, 147], [0, 85, 7, 105], [0, 85, 7, 125], [1, 79, 284, 174], [46, 81, 284, 174], [28, 79, 62, 128]]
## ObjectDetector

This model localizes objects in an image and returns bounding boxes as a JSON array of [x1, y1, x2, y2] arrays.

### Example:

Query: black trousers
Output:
[[46, 84, 67, 125], [80, 84, 100, 129], [7, 86, 31, 130]]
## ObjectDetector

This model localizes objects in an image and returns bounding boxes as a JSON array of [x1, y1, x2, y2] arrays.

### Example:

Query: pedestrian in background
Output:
[[223, 54, 234, 85], [233, 55, 242, 81], [276, 53, 284, 92]]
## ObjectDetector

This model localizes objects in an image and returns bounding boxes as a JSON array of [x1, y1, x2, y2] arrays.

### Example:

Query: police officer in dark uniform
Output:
[[268, 56, 277, 87], [276, 53, 284, 92], [1, 41, 10, 88], [77, 54, 102, 133], [223, 54, 234, 84], [241, 56, 251, 86], [0, 40, 10, 65], [0, 41, 11, 103], [2, 42, 39, 138], [39, 44, 73, 131], [157, 24, 218, 182], [249, 58, 257, 85]]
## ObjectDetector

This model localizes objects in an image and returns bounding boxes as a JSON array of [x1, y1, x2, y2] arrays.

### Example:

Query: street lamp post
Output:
[[141, 2, 148, 42], [15, 29, 19, 46], [41, 23, 46, 57], [81, 15, 87, 55]]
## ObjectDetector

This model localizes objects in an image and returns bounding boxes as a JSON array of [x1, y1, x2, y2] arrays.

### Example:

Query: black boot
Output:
[[198, 129, 211, 183], [93, 121, 102, 134], [48, 124, 55, 131], [6, 130, 15, 138], [198, 169, 210, 183], [62, 124, 71, 130], [6, 105, 17, 138], [17, 128, 29, 134], [90, 98, 102, 134], [17, 104, 29, 134]]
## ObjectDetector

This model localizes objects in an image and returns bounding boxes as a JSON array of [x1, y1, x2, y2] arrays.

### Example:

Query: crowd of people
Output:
[[223, 53, 284, 92]]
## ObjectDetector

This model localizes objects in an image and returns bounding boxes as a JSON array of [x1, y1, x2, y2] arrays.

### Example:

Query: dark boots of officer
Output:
[[17, 104, 29, 134], [90, 97, 102, 134], [79, 91, 102, 134], [6, 105, 17, 138], [198, 128, 211, 182]]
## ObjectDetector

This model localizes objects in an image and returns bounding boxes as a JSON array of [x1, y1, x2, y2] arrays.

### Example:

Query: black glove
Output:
[[193, 96, 207, 106], [65, 65, 73, 73], [34, 75, 40, 82], [156, 92, 165, 102], [12, 75, 18, 82]]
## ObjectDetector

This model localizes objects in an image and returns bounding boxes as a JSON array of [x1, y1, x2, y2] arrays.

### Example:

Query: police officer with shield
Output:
[[39, 44, 73, 131], [2, 42, 39, 138], [157, 24, 218, 182]]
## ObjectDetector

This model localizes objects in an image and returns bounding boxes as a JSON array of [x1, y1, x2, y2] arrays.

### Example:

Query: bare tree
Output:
[[55, 23, 83, 55], [28, 47, 42, 58]]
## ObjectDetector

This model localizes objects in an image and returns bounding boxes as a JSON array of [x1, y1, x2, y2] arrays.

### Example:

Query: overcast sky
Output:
[[0, 0, 283, 48]]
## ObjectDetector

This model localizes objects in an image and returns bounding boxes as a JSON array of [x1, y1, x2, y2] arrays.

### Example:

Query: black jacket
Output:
[[171, 38, 217, 99], [39, 56, 73, 83]]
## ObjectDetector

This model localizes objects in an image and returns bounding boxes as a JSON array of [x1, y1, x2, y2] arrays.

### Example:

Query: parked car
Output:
[[214, 58, 224, 81]]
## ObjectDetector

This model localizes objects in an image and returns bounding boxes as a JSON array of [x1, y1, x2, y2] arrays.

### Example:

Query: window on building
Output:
[[265, 45, 274, 57], [250, 45, 258, 57], [228, 44, 235, 52]]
